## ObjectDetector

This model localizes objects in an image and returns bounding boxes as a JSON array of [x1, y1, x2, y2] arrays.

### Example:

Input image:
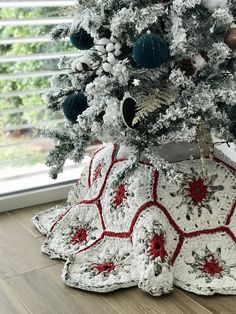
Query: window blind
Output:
[[0, 0, 77, 179]]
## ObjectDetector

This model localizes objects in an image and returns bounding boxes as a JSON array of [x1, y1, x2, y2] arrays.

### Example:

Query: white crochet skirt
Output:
[[32, 143, 236, 296]]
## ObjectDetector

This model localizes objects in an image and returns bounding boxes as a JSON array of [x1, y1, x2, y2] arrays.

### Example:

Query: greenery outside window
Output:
[[0, 1, 82, 210]]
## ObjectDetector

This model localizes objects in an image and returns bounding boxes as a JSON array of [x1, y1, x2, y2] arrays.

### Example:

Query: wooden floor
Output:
[[1, 202, 236, 314]]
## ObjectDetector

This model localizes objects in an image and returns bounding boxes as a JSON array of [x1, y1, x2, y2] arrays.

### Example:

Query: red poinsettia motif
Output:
[[95, 261, 115, 273], [150, 234, 167, 261], [201, 254, 223, 275], [70, 228, 87, 244], [113, 183, 126, 208], [93, 163, 102, 183], [186, 178, 208, 205]]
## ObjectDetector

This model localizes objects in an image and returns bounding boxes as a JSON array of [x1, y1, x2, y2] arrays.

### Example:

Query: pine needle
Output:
[[132, 86, 177, 126]]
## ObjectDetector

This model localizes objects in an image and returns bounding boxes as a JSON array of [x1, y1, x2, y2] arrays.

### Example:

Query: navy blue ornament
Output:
[[70, 28, 94, 50], [132, 33, 169, 69], [121, 97, 139, 129], [63, 93, 88, 123], [228, 106, 236, 137]]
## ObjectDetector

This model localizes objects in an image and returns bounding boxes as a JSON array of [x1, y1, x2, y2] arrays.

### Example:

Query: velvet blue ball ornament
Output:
[[63, 93, 88, 123], [132, 33, 169, 69], [70, 28, 94, 50]]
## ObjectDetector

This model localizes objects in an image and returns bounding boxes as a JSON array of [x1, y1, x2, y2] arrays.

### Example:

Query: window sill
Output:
[[0, 157, 90, 212], [0, 182, 72, 213]]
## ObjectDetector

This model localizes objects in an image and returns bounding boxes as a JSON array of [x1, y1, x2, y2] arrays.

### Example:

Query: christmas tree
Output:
[[44, 0, 236, 180], [32, 0, 236, 296]]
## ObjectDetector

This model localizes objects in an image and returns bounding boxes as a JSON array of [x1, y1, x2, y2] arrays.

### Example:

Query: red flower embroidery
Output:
[[150, 234, 167, 261], [70, 228, 87, 244], [95, 262, 115, 273], [201, 255, 223, 275], [113, 183, 126, 208], [93, 163, 102, 182], [186, 178, 208, 204]]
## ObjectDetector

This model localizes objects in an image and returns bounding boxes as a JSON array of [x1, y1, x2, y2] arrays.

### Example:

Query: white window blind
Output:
[[0, 0, 85, 204]]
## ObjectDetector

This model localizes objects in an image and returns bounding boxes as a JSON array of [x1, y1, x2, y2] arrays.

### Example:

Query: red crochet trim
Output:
[[95, 261, 115, 273], [96, 200, 106, 231], [103, 230, 129, 238], [214, 156, 236, 174], [93, 163, 102, 183], [152, 170, 158, 202], [150, 234, 167, 261], [70, 228, 87, 244], [88, 146, 106, 188], [50, 206, 72, 232], [84, 144, 119, 203], [113, 184, 126, 208], [186, 178, 208, 204], [201, 254, 223, 275], [226, 200, 236, 225]]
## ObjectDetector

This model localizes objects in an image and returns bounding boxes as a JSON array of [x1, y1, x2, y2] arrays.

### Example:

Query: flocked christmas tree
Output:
[[32, 0, 236, 297], [43, 0, 236, 181]]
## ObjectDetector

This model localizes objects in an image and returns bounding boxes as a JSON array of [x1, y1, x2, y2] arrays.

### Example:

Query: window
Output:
[[0, 0, 94, 211]]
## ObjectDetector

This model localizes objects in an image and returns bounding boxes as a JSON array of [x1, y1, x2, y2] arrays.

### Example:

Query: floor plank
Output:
[[2, 202, 236, 313], [0, 279, 29, 314], [0, 213, 59, 279], [101, 286, 212, 314], [6, 264, 119, 314], [186, 292, 236, 314], [8, 200, 66, 238]]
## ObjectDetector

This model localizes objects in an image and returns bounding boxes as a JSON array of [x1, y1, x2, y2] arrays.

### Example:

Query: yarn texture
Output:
[[32, 144, 236, 296]]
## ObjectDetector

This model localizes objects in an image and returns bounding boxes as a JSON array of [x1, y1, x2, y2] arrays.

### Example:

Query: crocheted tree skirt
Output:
[[32, 143, 236, 296]]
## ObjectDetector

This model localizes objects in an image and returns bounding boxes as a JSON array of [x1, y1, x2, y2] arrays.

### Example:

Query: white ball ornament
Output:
[[114, 42, 122, 50], [102, 62, 113, 73], [107, 53, 117, 65], [201, 0, 228, 11], [106, 42, 115, 52], [96, 37, 110, 52], [98, 37, 110, 45], [114, 49, 122, 57]]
